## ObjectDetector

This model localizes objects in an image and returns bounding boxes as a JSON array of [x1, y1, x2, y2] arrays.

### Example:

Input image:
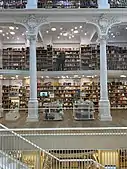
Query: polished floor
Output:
[[0, 109, 127, 128]]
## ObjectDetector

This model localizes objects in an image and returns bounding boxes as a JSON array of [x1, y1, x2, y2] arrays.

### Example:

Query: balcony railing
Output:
[[0, 0, 127, 9]]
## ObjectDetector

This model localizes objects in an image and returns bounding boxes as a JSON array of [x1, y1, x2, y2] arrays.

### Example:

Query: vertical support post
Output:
[[98, 0, 110, 8], [99, 34, 112, 121], [26, 0, 37, 9], [27, 34, 38, 122]]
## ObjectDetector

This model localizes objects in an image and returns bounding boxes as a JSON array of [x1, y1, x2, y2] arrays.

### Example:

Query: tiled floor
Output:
[[0, 109, 127, 128]]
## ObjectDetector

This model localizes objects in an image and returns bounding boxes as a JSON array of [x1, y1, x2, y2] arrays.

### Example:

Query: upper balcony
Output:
[[0, 0, 127, 9]]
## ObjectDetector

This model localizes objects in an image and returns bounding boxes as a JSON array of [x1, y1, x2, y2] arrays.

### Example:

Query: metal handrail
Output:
[[0, 124, 60, 161]]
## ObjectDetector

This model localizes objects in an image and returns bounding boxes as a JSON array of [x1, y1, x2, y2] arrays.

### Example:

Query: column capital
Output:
[[26, 33, 37, 41], [15, 14, 48, 35], [98, 34, 108, 42]]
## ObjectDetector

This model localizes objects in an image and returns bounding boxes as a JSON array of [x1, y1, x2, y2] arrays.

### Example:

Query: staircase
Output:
[[0, 150, 29, 169]]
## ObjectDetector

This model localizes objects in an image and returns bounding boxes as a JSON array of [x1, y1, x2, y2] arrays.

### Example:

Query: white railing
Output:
[[6, 127, 127, 136]]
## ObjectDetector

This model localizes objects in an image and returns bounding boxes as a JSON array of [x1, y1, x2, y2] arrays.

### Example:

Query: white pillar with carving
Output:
[[27, 34, 38, 122], [99, 34, 112, 121], [26, 0, 37, 9]]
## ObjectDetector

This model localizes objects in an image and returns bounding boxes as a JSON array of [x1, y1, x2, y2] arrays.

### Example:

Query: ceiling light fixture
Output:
[[46, 30, 49, 33], [22, 33, 24, 36], [60, 32, 63, 35], [9, 26, 14, 30], [51, 27, 56, 31], [71, 29, 74, 31], [58, 36, 60, 39], [113, 35, 115, 38], [2, 34, 5, 36], [69, 36, 71, 39], [75, 27, 77, 29], [60, 27, 63, 30], [111, 33, 114, 35], [7, 37, 9, 39], [6, 32, 9, 35], [126, 27, 127, 29], [0, 30, 3, 33], [84, 32, 87, 35], [120, 75, 126, 78], [17, 37, 19, 40], [63, 32, 68, 36], [10, 32, 15, 35], [74, 30, 78, 34], [16, 27, 19, 30], [72, 35, 74, 38], [80, 26, 82, 28]]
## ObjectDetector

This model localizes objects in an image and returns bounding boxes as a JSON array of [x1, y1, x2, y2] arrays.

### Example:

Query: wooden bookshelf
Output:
[[53, 48, 80, 71]]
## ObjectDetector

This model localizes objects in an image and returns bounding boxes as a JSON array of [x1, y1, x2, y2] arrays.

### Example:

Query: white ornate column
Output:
[[26, 0, 37, 9], [99, 34, 112, 121], [18, 14, 48, 122], [27, 33, 38, 122]]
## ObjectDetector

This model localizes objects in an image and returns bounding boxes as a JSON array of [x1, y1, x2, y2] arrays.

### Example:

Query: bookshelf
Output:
[[53, 48, 80, 71]]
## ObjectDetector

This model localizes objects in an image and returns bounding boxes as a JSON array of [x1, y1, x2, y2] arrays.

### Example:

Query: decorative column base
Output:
[[26, 4, 37, 9], [98, 100, 112, 121], [27, 100, 39, 122]]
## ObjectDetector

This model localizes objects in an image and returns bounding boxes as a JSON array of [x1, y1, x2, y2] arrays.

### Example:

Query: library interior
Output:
[[0, 20, 127, 128]]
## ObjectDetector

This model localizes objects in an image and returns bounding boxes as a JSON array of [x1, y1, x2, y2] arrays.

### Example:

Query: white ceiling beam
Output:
[[38, 30, 44, 42]]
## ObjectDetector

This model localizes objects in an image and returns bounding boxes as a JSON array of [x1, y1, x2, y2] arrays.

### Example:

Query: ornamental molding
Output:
[[15, 14, 48, 34], [85, 14, 122, 35]]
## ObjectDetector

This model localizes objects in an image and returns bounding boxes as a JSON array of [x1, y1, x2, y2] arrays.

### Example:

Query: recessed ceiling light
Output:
[[46, 76, 49, 78], [26, 31, 28, 33], [16, 27, 19, 30], [46, 30, 49, 33], [60, 27, 63, 30], [126, 27, 127, 29], [10, 32, 15, 35], [80, 26, 82, 28], [17, 37, 19, 40], [84, 32, 87, 35], [3, 34, 5, 36], [69, 36, 71, 39], [113, 35, 115, 38], [111, 33, 114, 35], [71, 29, 74, 31], [74, 30, 78, 34], [0, 30, 3, 33], [63, 32, 68, 36], [9, 26, 14, 30], [75, 27, 77, 29], [120, 75, 126, 78], [7, 37, 9, 39], [51, 28, 56, 31], [6, 32, 9, 35], [58, 36, 60, 39], [60, 32, 63, 35], [72, 35, 74, 38], [22, 33, 24, 36]]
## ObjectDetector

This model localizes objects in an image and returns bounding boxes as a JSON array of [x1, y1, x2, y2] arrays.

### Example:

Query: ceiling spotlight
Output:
[[72, 35, 74, 38], [63, 32, 68, 36], [126, 27, 127, 29], [111, 33, 113, 35], [80, 26, 82, 28], [6, 32, 9, 35], [75, 27, 77, 29], [26, 31, 28, 33], [7, 37, 9, 39], [16, 27, 19, 30], [9, 26, 14, 30], [84, 32, 87, 35], [17, 37, 19, 40], [71, 29, 74, 31], [74, 30, 78, 34], [0, 30, 3, 33], [58, 36, 60, 39], [2, 34, 5, 36], [69, 36, 71, 39], [60, 32, 63, 35], [51, 27, 56, 31], [10, 32, 15, 35], [120, 75, 126, 78], [60, 27, 63, 30], [113, 35, 115, 38], [46, 30, 49, 33], [22, 33, 24, 36]]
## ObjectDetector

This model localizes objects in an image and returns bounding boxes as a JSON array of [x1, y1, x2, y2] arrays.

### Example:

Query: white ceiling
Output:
[[0, 22, 127, 45]]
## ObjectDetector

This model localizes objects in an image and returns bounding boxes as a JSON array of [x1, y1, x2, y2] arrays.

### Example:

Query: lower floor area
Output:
[[0, 109, 127, 128]]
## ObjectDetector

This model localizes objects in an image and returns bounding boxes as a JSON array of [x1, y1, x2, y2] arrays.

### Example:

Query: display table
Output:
[[73, 99, 95, 120], [43, 101, 64, 121]]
